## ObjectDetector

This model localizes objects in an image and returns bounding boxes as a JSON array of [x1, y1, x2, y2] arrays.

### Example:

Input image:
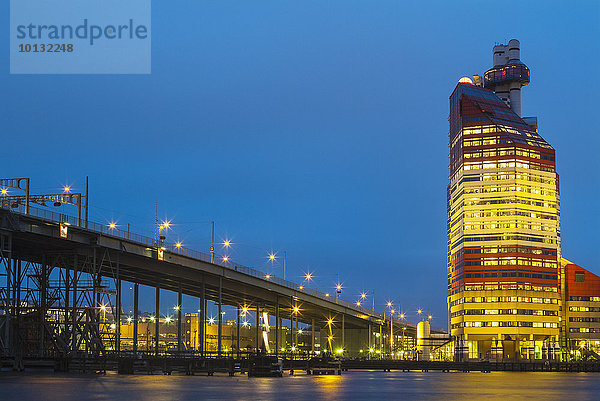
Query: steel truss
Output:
[[0, 235, 118, 362]]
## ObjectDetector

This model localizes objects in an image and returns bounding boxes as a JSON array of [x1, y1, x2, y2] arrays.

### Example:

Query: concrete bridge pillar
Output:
[[155, 287, 160, 356], [116, 254, 121, 353], [311, 318, 315, 354], [275, 301, 279, 356], [217, 277, 222, 357], [133, 283, 139, 353], [199, 279, 205, 356], [342, 315, 345, 354], [177, 284, 183, 352]]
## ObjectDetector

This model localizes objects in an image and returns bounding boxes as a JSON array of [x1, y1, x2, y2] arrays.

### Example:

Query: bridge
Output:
[[0, 178, 441, 370]]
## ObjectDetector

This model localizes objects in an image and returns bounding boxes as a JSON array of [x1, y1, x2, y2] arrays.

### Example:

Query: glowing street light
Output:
[[387, 301, 393, 308], [165, 316, 172, 323], [356, 301, 361, 307], [222, 256, 229, 262], [175, 242, 183, 248], [428, 314, 433, 320], [222, 239, 231, 248], [335, 274, 342, 300], [0, 188, 8, 196], [360, 292, 367, 300], [108, 222, 117, 230], [63, 186, 71, 193], [99, 304, 107, 322], [268, 252, 277, 262], [157, 220, 171, 247]]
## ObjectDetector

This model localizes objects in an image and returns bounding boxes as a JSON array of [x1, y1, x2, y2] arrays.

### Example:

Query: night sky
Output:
[[2, 1, 599, 326]]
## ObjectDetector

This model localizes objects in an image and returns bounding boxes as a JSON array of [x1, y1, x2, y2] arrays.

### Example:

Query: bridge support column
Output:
[[342, 315, 345, 354], [255, 304, 260, 354], [368, 323, 372, 356], [72, 255, 78, 354], [177, 284, 182, 353], [290, 297, 294, 358], [40, 256, 47, 356], [311, 318, 315, 355], [200, 280, 205, 357], [133, 283, 139, 353], [155, 287, 160, 356], [236, 306, 240, 358], [63, 260, 69, 354], [275, 300, 279, 357], [116, 254, 121, 353], [218, 277, 222, 357], [379, 323, 382, 358]]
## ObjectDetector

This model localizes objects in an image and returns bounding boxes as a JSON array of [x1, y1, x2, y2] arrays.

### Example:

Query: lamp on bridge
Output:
[[158, 220, 171, 247]]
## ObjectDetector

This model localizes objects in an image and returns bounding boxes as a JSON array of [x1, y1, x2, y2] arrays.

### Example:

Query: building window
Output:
[[575, 272, 585, 283]]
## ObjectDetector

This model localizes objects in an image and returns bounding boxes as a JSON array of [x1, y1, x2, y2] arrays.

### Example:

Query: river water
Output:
[[1, 370, 599, 400]]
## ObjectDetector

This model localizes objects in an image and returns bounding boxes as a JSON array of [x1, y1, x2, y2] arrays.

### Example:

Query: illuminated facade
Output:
[[448, 40, 561, 360], [447, 40, 600, 362], [563, 259, 600, 358]]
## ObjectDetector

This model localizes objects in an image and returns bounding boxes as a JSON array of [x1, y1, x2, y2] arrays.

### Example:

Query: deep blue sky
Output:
[[2, 1, 599, 325]]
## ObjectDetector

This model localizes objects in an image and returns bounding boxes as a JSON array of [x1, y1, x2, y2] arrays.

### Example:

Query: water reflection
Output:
[[0, 371, 598, 401]]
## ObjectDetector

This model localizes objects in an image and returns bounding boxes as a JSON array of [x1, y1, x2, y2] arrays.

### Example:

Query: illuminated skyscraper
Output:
[[447, 40, 562, 360]]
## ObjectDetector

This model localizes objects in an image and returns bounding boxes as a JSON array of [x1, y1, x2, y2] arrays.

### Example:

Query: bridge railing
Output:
[[2, 203, 396, 324]]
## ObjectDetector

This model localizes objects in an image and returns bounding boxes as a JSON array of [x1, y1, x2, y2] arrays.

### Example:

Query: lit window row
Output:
[[569, 306, 600, 312], [464, 222, 556, 232], [570, 328, 600, 333], [569, 317, 600, 323], [465, 246, 556, 256], [462, 126, 498, 136], [452, 309, 558, 317], [570, 296, 600, 302], [454, 321, 557, 328], [463, 185, 556, 197], [463, 171, 556, 185], [464, 283, 558, 292], [463, 296, 558, 304], [464, 149, 548, 160], [473, 258, 556, 268], [460, 234, 558, 245], [463, 197, 557, 209], [464, 161, 554, 173], [464, 210, 557, 221]]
